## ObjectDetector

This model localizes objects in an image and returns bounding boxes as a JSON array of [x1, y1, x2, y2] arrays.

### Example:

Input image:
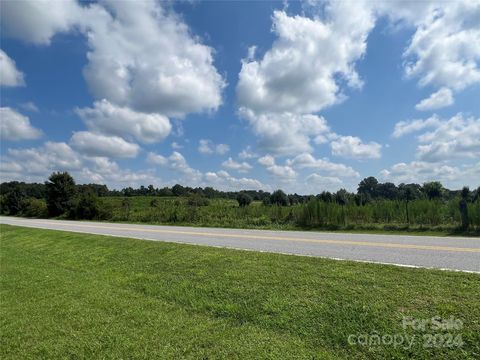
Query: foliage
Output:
[[2, 173, 479, 233], [69, 192, 103, 220], [236, 192, 253, 207], [45, 172, 77, 217], [186, 194, 210, 207], [270, 190, 289, 206], [23, 198, 48, 218]]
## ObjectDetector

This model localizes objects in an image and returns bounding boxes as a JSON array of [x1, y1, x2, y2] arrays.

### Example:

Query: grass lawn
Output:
[[1, 225, 479, 359]]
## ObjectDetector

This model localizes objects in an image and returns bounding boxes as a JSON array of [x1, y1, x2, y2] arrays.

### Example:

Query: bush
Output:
[[23, 198, 48, 218], [186, 195, 210, 207], [69, 193, 102, 220], [237, 193, 252, 207]]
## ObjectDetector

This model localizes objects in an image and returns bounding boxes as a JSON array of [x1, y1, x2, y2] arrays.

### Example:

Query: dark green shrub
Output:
[[237, 193, 252, 207], [23, 198, 48, 218]]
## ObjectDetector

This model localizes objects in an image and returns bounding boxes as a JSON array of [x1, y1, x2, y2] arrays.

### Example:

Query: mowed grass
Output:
[[1, 225, 479, 359]]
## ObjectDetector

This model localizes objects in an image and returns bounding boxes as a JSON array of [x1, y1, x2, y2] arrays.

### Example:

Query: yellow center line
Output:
[[4, 219, 480, 253]]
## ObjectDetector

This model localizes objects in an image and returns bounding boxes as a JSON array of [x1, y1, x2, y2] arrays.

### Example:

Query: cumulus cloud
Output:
[[0, 107, 42, 141], [380, 161, 469, 185], [146, 152, 168, 166], [257, 155, 297, 181], [416, 114, 480, 162], [238, 146, 258, 159], [222, 158, 252, 173], [1, 141, 153, 187], [330, 136, 381, 159], [80, 0, 225, 117], [392, 115, 442, 138], [239, 109, 330, 155], [237, 6, 373, 115], [76, 100, 171, 144], [415, 88, 454, 111], [401, 1, 480, 91], [5, 142, 82, 177], [236, 3, 374, 155], [70, 131, 140, 158], [198, 139, 230, 155], [287, 153, 360, 178], [2, 0, 225, 148], [0, 0, 83, 45], [305, 173, 343, 192], [204, 170, 265, 191], [0, 50, 25, 86], [148, 151, 264, 190]]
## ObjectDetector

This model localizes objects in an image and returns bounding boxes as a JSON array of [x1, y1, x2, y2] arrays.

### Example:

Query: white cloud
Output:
[[236, 3, 375, 155], [166, 151, 203, 181], [76, 100, 171, 144], [2, 0, 225, 148], [238, 146, 257, 159], [416, 114, 480, 162], [80, 156, 155, 187], [81, 0, 225, 117], [380, 161, 479, 188], [149, 151, 265, 190], [415, 88, 454, 111], [257, 155, 297, 181], [239, 109, 330, 155], [198, 139, 230, 155], [171, 142, 183, 150], [237, 6, 373, 115], [392, 115, 441, 138], [5, 142, 82, 177], [305, 173, 343, 192], [222, 158, 252, 173], [0, 50, 25, 86], [330, 136, 381, 159], [20, 101, 39, 112], [401, 1, 480, 91], [70, 131, 140, 159], [287, 153, 360, 178], [0, 107, 42, 141], [146, 152, 168, 166], [0, 0, 83, 45], [1, 141, 153, 188], [203, 170, 265, 191]]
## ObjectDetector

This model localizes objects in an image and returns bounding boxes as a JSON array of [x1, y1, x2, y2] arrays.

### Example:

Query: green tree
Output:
[[237, 193, 253, 207], [357, 177, 378, 201], [270, 190, 289, 206], [3, 189, 27, 215], [459, 187, 470, 230], [422, 181, 444, 200], [45, 172, 76, 217]]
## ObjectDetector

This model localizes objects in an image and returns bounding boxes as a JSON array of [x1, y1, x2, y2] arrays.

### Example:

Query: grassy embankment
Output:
[[1, 225, 479, 359]]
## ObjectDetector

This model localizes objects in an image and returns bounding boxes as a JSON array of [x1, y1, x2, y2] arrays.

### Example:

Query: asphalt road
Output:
[[1, 216, 479, 273]]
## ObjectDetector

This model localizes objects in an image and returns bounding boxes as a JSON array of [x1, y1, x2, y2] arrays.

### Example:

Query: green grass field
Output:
[[1, 225, 479, 359]]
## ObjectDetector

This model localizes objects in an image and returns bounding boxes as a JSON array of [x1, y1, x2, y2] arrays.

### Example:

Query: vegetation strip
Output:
[[2, 173, 479, 235]]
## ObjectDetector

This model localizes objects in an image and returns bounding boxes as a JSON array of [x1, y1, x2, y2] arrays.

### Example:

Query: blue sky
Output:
[[1, 0, 479, 193]]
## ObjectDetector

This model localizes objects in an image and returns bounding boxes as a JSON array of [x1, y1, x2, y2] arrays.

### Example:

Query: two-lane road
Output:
[[1, 216, 479, 272]]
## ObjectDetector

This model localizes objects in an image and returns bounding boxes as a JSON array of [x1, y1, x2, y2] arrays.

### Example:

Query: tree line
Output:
[[1, 172, 479, 231]]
